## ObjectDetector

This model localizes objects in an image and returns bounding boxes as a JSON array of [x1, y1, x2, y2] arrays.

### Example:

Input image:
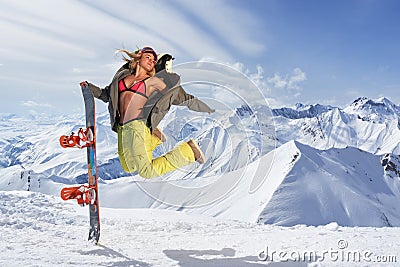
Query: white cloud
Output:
[[76, 0, 235, 61], [268, 73, 287, 89], [175, 60, 272, 110], [0, 0, 268, 116], [20, 100, 54, 108], [173, 0, 266, 57], [197, 57, 270, 93], [0, 1, 248, 76], [267, 68, 307, 91], [288, 68, 307, 89]]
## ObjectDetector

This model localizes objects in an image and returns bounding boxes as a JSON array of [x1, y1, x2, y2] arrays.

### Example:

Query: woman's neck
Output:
[[135, 65, 148, 77]]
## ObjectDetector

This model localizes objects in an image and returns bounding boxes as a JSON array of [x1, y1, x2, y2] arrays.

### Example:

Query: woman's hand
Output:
[[80, 81, 89, 87]]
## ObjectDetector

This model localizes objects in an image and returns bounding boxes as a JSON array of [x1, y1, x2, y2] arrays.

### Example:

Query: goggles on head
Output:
[[135, 46, 158, 61]]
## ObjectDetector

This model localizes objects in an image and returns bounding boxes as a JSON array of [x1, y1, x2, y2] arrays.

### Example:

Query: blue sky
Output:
[[1, 0, 399, 116]]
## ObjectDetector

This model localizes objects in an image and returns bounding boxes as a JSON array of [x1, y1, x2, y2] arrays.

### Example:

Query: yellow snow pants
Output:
[[117, 120, 195, 179]]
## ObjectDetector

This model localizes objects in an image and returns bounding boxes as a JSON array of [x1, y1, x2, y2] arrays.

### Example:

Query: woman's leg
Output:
[[118, 126, 164, 172], [119, 120, 196, 178], [118, 124, 133, 173]]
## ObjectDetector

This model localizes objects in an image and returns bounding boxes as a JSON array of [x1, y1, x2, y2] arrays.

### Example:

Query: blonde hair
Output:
[[116, 48, 156, 77]]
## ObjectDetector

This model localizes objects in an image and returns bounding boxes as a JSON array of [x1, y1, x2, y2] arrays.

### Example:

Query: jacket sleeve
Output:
[[155, 72, 214, 113], [173, 86, 215, 113], [87, 82, 110, 103]]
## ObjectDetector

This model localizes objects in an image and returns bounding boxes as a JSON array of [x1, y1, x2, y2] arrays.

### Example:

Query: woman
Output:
[[80, 47, 213, 178]]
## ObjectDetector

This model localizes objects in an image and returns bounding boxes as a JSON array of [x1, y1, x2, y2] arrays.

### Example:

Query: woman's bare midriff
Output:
[[119, 92, 148, 124]]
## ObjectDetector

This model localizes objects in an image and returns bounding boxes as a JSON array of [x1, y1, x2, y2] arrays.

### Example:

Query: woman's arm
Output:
[[172, 86, 215, 114], [80, 81, 110, 103]]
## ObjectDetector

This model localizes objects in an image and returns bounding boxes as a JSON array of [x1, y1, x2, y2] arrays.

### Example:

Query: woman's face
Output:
[[139, 53, 156, 72]]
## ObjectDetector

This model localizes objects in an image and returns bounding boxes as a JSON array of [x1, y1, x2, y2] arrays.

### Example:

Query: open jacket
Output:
[[87, 64, 215, 133]]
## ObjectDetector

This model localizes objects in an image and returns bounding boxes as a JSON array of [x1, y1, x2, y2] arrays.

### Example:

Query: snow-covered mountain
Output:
[[257, 141, 400, 227], [272, 103, 335, 119], [1, 96, 400, 227], [344, 96, 400, 122], [272, 96, 400, 154]]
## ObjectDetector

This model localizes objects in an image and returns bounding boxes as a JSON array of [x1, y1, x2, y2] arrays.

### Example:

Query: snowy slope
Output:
[[2, 137, 400, 228], [258, 141, 400, 227], [0, 136, 291, 223], [1, 191, 399, 267]]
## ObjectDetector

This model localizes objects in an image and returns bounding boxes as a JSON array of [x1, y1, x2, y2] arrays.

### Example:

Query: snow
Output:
[[1, 96, 400, 266], [1, 191, 399, 267], [258, 141, 400, 227]]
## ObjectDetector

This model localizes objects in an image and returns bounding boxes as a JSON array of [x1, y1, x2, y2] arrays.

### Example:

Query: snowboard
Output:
[[60, 84, 100, 244]]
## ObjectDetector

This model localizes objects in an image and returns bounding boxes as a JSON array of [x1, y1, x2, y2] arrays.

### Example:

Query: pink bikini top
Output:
[[118, 78, 148, 99]]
